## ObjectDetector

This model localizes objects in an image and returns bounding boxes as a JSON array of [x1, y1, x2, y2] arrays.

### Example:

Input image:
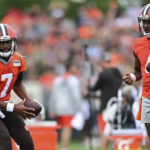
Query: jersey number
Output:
[[0, 73, 13, 98]]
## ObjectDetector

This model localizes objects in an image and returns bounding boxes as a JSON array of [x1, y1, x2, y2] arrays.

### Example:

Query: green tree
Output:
[[0, 0, 49, 19], [142, 0, 150, 6]]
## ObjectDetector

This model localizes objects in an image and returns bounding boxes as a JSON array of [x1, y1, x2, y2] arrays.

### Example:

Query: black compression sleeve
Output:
[[16, 72, 23, 82]]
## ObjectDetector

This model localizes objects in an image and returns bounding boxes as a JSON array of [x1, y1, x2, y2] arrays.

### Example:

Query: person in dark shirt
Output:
[[91, 65, 122, 114], [89, 53, 122, 150]]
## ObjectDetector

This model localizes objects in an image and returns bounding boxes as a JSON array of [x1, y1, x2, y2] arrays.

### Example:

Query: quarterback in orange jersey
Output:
[[0, 24, 35, 150], [123, 4, 150, 143]]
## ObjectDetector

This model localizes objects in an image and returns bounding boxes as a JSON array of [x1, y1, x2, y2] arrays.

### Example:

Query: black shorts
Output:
[[0, 111, 34, 150]]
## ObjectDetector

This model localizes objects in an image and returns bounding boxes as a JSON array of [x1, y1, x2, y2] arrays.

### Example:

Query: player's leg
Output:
[[101, 123, 113, 150], [57, 116, 73, 150], [144, 133, 150, 150], [61, 126, 72, 149], [101, 133, 109, 150], [97, 114, 108, 150], [141, 97, 150, 141], [3, 112, 34, 150], [0, 118, 12, 150], [145, 123, 150, 141]]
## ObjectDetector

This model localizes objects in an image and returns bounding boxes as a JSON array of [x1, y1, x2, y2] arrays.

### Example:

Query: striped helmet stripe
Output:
[[140, 7, 145, 16], [0, 24, 7, 37], [0, 25, 3, 36], [4, 24, 8, 36], [143, 4, 150, 15]]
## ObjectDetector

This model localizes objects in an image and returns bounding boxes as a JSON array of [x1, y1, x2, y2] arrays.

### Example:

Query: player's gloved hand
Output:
[[14, 100, 35, 119], [123, 73, 135, 85]]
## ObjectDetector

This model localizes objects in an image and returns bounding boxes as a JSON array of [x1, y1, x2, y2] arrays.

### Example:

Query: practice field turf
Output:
[[58, 141, 111, 150], [58, 141, 145, 150]]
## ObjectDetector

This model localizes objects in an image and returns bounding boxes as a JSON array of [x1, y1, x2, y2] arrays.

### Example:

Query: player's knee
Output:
[[2, 141, 12, 150], [2, 143, 12, 150], [0, 135, 12, 150], [18, 138, 34, 150], [15, 132, 34, 150], [20, 141, 34, 150]]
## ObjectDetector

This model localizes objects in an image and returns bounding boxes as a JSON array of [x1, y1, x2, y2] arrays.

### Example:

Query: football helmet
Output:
[[0, 24, 17, 59], [138, 4, 150, 38]]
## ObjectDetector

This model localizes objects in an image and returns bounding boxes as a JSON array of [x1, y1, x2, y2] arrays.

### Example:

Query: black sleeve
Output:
[[133, 52, 142, 81], [16, 72, 23, 82], [90, 72, 106, 91]]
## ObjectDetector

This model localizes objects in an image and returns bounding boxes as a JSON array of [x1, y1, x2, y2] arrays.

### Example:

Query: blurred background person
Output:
[[39, 66, 57, 120], [97, 84, 138, 150], [88, 52, 122, 150], [48, 61, 82, 150]]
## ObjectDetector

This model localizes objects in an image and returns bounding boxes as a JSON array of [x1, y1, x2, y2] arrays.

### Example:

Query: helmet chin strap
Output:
[[142, 28, 150, 38], [140, 20, 150, 38], [0, 40, 15, 59], [0, 51, 12, 58]]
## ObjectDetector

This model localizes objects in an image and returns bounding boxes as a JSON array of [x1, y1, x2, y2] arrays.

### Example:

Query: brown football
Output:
[[24, 100, 42, 116]]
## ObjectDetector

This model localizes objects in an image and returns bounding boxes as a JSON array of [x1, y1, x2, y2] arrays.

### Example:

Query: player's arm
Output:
[[0, 99, 35, 119], [0, 101, 8, 110], [88, 72, 105, 92], [12, 72, 35, 119], [123, 52, 142, 85], [13, 72, 31, 100], [133, 52, 142, 80]]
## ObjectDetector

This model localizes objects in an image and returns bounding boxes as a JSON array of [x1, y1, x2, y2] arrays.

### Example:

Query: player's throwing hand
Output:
[[14, 100, 35, 119], [123, 73, 136, 85]]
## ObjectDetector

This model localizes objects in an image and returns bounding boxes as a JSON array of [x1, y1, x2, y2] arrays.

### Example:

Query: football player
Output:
[[0, 24, 35, 150], [123, 3, 150, 145]]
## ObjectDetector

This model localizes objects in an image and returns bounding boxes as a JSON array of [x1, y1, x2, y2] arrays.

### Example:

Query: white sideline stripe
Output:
[[26, 121, 58, 126], [112, 129, 143, 135]]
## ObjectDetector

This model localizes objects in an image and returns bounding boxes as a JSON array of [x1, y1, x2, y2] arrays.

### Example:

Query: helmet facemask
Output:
[[138, 4, 150, 39], [0, 39, 16, 61], [138, 17, 150, 38], [0, 24, 17, 62]]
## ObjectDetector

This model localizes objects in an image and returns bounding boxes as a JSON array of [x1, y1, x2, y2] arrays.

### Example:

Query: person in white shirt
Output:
[[49, 62, 82, 150]]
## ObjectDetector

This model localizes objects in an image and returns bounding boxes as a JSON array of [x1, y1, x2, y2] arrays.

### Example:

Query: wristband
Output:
[[129, 73, 136, 81], [6, 103, 14, 112], [0, 111, 5, 118]]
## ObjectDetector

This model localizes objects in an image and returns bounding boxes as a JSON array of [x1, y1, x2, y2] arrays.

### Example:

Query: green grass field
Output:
[[58, 141, 144, 150], [58, 141, 111, 150]]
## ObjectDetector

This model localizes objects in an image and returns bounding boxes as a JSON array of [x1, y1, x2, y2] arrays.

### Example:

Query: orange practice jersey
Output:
[[133, 36, 150, 120], [133, 36, 150, 99], [0, 52, 26, 101]]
